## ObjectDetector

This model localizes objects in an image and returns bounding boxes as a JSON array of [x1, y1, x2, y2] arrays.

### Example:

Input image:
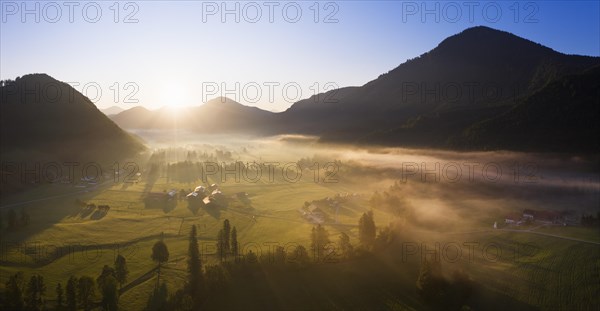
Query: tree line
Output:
[[3, 209, 475, 310], [0, 208, 31, 231], [3, 254, 128, 311]]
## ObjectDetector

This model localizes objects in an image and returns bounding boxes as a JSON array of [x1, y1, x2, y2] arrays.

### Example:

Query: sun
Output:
[[160, 82, 189, 109]]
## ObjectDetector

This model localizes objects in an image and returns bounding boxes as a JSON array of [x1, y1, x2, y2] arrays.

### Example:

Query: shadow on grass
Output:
[[90, 210, 107, 220]]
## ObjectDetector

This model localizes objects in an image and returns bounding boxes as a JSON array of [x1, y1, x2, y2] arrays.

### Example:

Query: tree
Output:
[[187, 225, 203, 305], [450, 270, 473, 308], [100, 275, 119, 311], [66, 276, 77, 311], [310, 224, 330, 261], [291, 245, 309, 266], [152, 236, 170, 288], [168, 289, 193, 311], [245, 249, 258, 264], [56, 283, 64, 310], [20, 208, 30, 226], [223, 219, 231, 254], [273, 246, 286, 264], [8, 208, 17, 229], [369, 191, 383, 208], [97, 265, 116, 286], [416, 258, 444, 301], [146, 282, 169, 311], [77, 276, 95, 311], [5, 271, 25, 310], [231, 226, 239, 261], [358, 211, 376, 248], [25, 274, 46, 310], [217, 229, 226, 262], [114, 254, 129, 291], [338, 232, 353, 258], [204, 265, 229, 294], [374, 226, 393, 250], [97, 265, 118, 310]]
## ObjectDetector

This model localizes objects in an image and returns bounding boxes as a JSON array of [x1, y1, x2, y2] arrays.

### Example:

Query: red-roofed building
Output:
[[522, 209, 562, 224]]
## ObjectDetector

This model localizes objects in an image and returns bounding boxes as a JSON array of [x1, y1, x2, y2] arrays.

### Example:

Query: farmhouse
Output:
[[505, 214, 522, 225], [299, 203, 326, 224], [194, 185, 206, 193], [307, 204, 324, 216], [187, 185, 208, 199], [522, 209, 562, 224], [201, 187, 227, 207]]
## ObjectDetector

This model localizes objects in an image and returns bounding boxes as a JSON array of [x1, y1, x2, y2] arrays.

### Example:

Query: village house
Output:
[[505, 214, 523, 225], [522, 209, 563, 224], [299, 203, 326, 224]]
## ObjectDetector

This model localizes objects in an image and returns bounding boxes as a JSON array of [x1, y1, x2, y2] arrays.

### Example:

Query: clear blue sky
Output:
[[1, 1, 598, 111]]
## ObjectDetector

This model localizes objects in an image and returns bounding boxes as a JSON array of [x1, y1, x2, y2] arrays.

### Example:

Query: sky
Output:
[[1, 1, 599, 111]]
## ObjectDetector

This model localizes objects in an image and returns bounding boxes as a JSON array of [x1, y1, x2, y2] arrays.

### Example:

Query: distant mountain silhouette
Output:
[[33, 26, 600, 153], [275, 26, 599, 152], [0, 74, 145, 162], [109, 105, 156, 129], [111, 97, 274, 134], [100, 105, 125, 116], [110, 26, 599, 152]]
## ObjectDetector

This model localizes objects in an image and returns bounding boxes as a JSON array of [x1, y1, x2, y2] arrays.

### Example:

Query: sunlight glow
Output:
[[160, 82, 190, 109]]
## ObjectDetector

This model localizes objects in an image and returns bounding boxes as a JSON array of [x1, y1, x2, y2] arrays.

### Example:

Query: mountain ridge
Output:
[[0, 73, 145, 159], [11, 26, 599, 153]]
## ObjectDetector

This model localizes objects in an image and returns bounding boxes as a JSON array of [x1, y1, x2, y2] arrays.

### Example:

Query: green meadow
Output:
[[1, 144, 599, 310]]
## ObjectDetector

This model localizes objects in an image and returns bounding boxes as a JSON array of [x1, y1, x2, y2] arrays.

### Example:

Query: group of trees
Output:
[[308, 210, 391, 263], [416, 257, 445, 301], [369, 184, 410, 217], [416, 254, 474, 309], [0, 79, 17, 87], [0, 208, 31, 231], [581, 212, 600, 227], [3, 255, 128, 310], [310, 224, 331, 260], [142, 207, 471, 309], [359, 210, 395, 252], [4, 272, 26, 310], [216, 219, 239, 262], [358, 211, 376, 248], [147, 222, 238, 311], [2, 205, 474, 310], [186, 225, 202, 305], [166, 162, 201, 184]]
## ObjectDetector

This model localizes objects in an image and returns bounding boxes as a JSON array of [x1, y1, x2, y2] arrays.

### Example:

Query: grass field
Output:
[[1, 145, 599, 310]]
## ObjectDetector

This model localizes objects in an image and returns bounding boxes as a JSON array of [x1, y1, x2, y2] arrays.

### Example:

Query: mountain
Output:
[[100, 105, 125, 116], [278, 26, 600, 152], [453, 65, 600, 152], [111, 97, 275, 134], [0, 74, 145, 162], [107, 26, 599, 153], [109, 105, 157, 129]]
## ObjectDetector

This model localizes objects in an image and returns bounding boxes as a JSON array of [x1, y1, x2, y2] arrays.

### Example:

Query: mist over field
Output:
[[115, 129, 600, 242], [2, 1, 600, 310], [1, 123, 599, 310]]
